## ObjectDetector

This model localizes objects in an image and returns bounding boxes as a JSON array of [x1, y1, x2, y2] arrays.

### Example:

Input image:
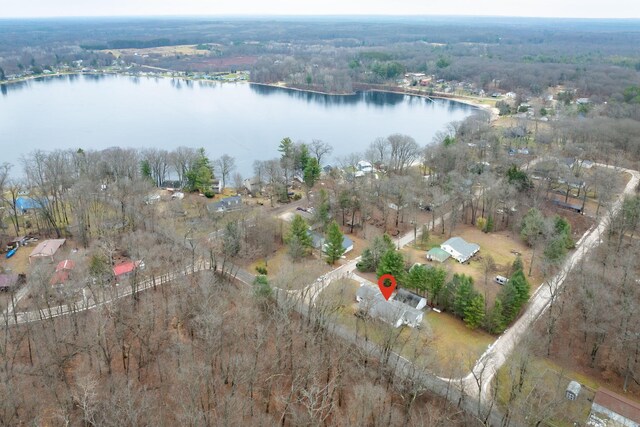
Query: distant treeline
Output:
[[80, 38, 190, 50]]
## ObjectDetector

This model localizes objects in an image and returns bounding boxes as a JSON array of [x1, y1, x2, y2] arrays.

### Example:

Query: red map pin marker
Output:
[[377, 274, 397, 301]]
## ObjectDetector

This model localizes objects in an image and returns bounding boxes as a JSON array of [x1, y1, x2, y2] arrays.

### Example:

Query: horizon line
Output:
[[1, 14, 640, 21]]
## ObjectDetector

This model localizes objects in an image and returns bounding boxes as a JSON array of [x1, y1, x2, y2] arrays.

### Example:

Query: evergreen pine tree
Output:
[[376, 249, 405, 281], [324, 221, 346, 264], [452, 274, 475, 318], [510, 269, 530, 306], [286, 214, 313, 261], [464, 294, 485, 329], [486, 298, 506, 334]]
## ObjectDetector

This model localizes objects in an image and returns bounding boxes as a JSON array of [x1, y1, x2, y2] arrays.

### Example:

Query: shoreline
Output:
[[252, 81, 499, 120], [1, 72, 498, 120]]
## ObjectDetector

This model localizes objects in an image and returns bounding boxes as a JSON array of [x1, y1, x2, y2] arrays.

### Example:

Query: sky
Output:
[[2, 0, 639, 19]]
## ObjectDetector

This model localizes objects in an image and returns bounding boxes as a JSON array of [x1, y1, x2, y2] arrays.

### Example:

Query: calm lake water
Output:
[[0, 74, 474, 176]]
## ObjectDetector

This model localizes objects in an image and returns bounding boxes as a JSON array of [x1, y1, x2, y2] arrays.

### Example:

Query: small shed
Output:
[[426, 247, 450, 263], [566, 381, 581, 401]]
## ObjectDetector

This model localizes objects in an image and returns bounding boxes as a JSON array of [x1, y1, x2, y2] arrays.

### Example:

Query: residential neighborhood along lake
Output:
[[0, 74, 474, 175]]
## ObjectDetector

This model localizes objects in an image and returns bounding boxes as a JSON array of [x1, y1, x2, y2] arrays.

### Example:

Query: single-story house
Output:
[[113, 260, 144, 278], [207, 196, 242, 213], [356, 284, 425, 329], [426, 247, 451, 263], [441, 237, 480, 263], [0, 274, 21, 292], [395, 288, 427, 310], [369, 299, 405, 328], [309, 231, 354, 254], [29, 239, 66, 263], [588, 388, 640, 427]]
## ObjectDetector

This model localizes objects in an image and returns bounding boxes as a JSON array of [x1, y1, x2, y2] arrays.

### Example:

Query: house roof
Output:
[[29, 239, 66, 259], [113, 260, 141, 277], [427, 247, 450, 262], [593, 388, 640, 424], [356, 284, 380, 302], [207, 196, 242, 212], [15, 197, 46, 211], [50, 270, 70, 286], [309, 231, 354, 252], [402, 306, 424, 324], [55, 259, 75, 272], [567, 381, 581, 395], [441, 237, 479, 260], [395, 288, 426, 309], [369, 299, 406, 325]]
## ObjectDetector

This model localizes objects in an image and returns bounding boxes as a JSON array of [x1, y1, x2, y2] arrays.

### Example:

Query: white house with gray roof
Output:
[[441, 237, 480, 263], [355, 284, 425, 328]]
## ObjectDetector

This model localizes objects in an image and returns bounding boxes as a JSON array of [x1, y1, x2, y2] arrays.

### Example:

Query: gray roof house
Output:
[[395, 288, 428, 310], [355, 284, 379, 304], [207, 196, 242, 213], [369, 299, 407, 328], [441, 237, 480, 263], [309, 231, 354, 254], [355, 284, 425, 328]]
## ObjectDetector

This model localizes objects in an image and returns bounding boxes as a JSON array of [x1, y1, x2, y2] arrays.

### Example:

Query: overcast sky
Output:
[[3, 0, 639, 19]]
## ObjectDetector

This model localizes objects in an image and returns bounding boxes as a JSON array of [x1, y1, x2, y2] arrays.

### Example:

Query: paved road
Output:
[[449, 164, 640, 405]]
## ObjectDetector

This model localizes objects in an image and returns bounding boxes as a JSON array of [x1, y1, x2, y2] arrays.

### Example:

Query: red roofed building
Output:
[[50, 270, 70, 287], [51, 259, 75, 287], [113, 260, 143, 278], [56, 259, 75, 272]]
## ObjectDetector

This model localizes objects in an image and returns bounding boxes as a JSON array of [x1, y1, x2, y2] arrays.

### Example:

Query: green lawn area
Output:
[[424, 310, 494, 376], [318, 279, 496, 377]]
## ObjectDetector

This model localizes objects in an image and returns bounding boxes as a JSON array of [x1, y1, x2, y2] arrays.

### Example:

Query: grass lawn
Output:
[[318, 279, 496, 377], [405, 224, 544, 310], [495, 357, 597, 426], [424, 310, 494, 376], [1, 245, 31, 275], [262, 255, 332, 291]]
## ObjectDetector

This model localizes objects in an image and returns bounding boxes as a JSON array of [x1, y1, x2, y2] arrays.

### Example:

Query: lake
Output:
[[0, 74, 475, 176]]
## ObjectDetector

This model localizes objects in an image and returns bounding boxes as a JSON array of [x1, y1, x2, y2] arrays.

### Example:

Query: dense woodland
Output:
[[1, 15, 640, 426]]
